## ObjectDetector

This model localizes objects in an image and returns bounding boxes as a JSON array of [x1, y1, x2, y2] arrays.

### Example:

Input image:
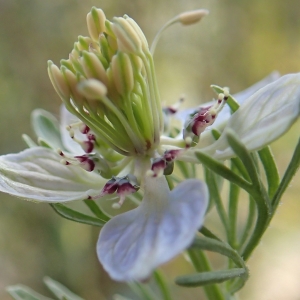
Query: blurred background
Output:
[[0, 0, 300, 299]]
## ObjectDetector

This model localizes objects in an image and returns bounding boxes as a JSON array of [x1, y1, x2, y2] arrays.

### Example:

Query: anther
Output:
[[58, 149, 95, 171], [151, 158, 167, 177], [68, 130, 95, 153], [163, 96, 185, 115]]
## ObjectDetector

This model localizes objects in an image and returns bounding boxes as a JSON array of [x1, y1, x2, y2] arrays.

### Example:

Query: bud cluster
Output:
[[48, 7, 163, 157]]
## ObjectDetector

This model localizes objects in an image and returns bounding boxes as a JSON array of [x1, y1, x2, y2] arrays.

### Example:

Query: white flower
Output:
[[176, 73, 300, 162], [1, 6, 300, 283], [0, 8, 210, 282]]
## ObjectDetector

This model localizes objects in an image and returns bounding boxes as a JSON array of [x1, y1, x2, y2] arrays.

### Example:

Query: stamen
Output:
[[92, 175, 140, 209], [163, 96, 185, 115], [151, 158, 167, 177], [57, 149, 95, 171], [68, 129, 95, 153], [183, 92, 228, 141]]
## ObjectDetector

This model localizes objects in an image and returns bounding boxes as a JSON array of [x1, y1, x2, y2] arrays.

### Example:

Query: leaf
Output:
[[6, 285, 53, 300], [31, 109, 66, 150], [51, 203, 106, 227], [43, 277, 84, 300], [22, 134, 37, 148], [175, 268, 246, 287]]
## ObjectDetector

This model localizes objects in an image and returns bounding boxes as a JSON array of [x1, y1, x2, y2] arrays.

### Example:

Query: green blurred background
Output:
[[0, 0, 300, 299]]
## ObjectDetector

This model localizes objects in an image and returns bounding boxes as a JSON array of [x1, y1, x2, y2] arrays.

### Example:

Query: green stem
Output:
[[205, 168, 230, 236], [128, 282, 157, 300], [200, 226, 223, 242], [187, 250, 226, 300], [242, 139, 300, 260], [271, 138, 300, 211], [83, 200, 110, 221], [238, 196, 256, 250], [153, 270, 173, 300], [241, 201, 269, 260], [228, 167, 240, 249], [258, 146, 280, 199]]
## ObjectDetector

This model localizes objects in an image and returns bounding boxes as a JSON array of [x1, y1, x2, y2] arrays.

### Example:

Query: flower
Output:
[[175, 73, 300, 162], [0, 8, 211, 282], [0, 6, 300, 283]]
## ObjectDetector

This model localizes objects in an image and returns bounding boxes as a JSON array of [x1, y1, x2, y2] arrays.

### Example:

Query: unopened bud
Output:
[[111, 52, 134, 94], [61, 67, 84, 103], [82, 51, 108, 86], [47, 61, 70, 99], [124, 15, 149, 52], [78, 36, 93, 51], [77, 79, 108, 99], [112, 17, 142, 53], [87, 7, 106, 41], [179, 9, 209, 25]]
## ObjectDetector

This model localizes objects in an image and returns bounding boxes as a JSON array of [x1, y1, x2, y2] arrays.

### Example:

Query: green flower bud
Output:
[[111, 52, 134, 95], [112, 17, 142, 54], [47, 61, 70, 100], [77, 79, 108, 100], [82, 51, 109, 86], [86, 7, 106, 41]]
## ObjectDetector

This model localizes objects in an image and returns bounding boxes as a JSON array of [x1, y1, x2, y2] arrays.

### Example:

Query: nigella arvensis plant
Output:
[[1, 6, 300, 290]]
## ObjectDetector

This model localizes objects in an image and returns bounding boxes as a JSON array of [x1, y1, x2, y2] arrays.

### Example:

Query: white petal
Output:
[[169, 73, 280, 148], [181, 73, 300, 161], [0, 147, 103, 202], [175, 72, 280, 128], [60, 105, 86, 154], [233, 71, 280, 104], [97, 176, 208, 281]]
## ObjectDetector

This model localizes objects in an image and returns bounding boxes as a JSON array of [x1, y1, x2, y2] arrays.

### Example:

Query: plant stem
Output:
[[188, 250, 226, 300]]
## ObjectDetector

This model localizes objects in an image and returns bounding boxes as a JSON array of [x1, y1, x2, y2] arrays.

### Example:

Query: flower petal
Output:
[[97, 176, 208, 281], [170, 73, 280, 149], [31, 109, 66, 150], [60, 105, 86, 155], [175, 72, 280, 128], [0, 147, 103, 202], [181, 73, 300, 162]]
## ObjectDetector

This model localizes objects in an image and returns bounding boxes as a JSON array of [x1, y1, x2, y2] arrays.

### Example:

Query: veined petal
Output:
[[60, 105, 86, 155], [169, 73, 280, 149], [175, 72, 280, 129], [181, 73, 300, 162], [97, 176, 208, 281], [0, 147, 103, 202]]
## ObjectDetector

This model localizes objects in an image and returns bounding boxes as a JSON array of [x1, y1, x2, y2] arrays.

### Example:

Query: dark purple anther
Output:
[[74, 155, 95, 171], [80, 124, 90, 134], [82, 141, 94, 153], [151, 158, 167, 176], [164, 150, 182, 162], [117, 181, 138, 195], [102, 178, 119, 194]]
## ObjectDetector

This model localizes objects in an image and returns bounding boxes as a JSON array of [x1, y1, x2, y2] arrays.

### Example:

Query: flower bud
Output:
[[87, 7, 106, 41], [61, 67, 84, 104], [82, 51, 109, 86], [77, 79, 108, 100], [179, 9, 209, 25], [77, 36, 93, 51], [112, 17, 142, 53], [124, 15, 148, 52], [111, 52, 134, 95], [47, 61, 70, 99]]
